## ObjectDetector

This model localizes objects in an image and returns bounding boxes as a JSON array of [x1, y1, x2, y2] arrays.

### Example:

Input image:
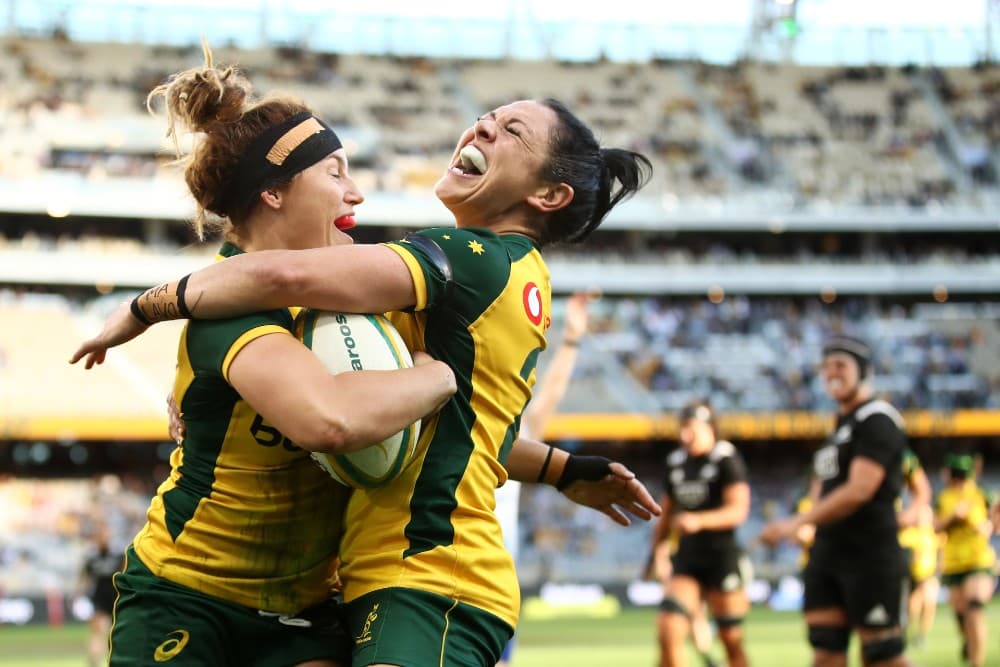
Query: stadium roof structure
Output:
[[1, 0, 997, 66]]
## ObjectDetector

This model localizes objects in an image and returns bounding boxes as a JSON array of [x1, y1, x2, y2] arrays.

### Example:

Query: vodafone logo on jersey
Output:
[[523, 283, 543, 325]]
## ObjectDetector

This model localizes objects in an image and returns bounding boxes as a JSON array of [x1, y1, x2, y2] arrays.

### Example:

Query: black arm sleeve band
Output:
[[557, 455, 613, 490], [176, 273, 192, 319], [129, 296, 152, 325], [536, 446, 555, 483], [403, 232, 454, 305]]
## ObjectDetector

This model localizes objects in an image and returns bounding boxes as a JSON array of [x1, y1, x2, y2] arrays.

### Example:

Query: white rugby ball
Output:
[[298, 310, 421, 489]]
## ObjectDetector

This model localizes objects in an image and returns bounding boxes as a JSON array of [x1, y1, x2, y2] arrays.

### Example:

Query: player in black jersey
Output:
[[77, 524, 123, 667], [762, 336, 914, 667], [649, 400, 751, 667]]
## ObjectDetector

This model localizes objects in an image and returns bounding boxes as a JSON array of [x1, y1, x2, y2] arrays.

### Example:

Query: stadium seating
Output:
[[2, 34, 999, 605], [5, 36, 1000, 209]]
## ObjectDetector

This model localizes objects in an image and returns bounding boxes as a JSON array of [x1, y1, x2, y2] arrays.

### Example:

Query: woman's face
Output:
[[280, 148, 364, 250], [679, 417, 714, 453], [820, 352, 861, 403], [435, 99, 558, 225]]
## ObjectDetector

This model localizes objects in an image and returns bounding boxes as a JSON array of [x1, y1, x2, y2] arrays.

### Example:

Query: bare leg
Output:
[[918, 576, 939, 640], [706, 588, 750, 667], [88, 612, 111, 667], [690, 602, 713, 657], [962, 574, 995, 667], [658, 575, 702, 667]]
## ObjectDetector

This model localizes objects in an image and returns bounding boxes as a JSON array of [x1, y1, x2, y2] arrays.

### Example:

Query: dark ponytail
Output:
[[539, 98, 652, 246]]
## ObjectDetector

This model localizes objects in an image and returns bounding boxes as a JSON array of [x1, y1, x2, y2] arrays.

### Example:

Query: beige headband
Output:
[[266, 116, 326, 165]]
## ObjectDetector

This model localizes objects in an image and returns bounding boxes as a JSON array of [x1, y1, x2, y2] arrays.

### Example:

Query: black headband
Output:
[[679, 403, 714, 426], [222, 111, 343, 215], [822, 335, 872, 377]]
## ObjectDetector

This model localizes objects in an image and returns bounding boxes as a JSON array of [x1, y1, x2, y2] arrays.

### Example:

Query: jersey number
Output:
[[814, 445, 839, 480], [250, 414, 300, 452]]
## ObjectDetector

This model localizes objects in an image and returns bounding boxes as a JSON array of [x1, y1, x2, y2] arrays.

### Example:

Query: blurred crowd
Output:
[[592, 296, 998, 412], [0, 473, 151, 599], [4, 36, 1000, 209]]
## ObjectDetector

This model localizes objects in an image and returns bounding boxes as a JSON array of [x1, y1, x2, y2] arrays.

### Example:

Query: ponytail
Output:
[[539, 99, 652, 245]]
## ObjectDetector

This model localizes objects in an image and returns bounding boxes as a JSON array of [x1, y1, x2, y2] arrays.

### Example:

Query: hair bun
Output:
[[171, 65, 250, 133], [147, 41, 252, 140]]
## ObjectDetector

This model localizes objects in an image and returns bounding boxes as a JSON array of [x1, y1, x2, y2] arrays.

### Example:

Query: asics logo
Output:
[[153, 629, 190, 662]]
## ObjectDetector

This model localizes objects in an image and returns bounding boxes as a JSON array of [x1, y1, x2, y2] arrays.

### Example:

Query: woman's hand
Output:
[[563, 290, 600, 342], [410, 350, 456, 416], [167, 395, 186, 444], [671, 512, 703, 535], [560, 462, 661, 526], [69, 300, 149, 369], [760, 516, 799, 547]]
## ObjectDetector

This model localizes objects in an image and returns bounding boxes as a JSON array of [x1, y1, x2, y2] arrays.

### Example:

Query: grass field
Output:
[[2, 603, 999, 666]]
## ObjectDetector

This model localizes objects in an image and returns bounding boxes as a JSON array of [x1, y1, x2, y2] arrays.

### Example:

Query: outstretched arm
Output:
[[505, 437, 661, 526], [521, 291, 598, 438], [70, 244, 416, 367], [181, 244, 417, 317], [898, 465, 932, 528]]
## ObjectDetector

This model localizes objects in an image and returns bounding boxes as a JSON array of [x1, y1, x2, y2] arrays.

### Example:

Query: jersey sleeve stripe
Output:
[[220, 325, 294, 381], [855, 399, 904, 429], [384, 243, 428, 311]]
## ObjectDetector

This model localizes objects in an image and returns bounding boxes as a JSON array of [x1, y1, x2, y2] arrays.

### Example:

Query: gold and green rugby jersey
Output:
[[897, 523, 939, 582], [133, 242, 351, 615], [894, 448, 923, 514], [936, 480, 996, 575], [339, 227, 551, 629]]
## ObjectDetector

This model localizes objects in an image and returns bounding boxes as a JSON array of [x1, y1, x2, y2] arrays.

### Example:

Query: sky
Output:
[[32, 0, 981, 26], [46, 0, 981, 27], [4, 0, 993, 65]]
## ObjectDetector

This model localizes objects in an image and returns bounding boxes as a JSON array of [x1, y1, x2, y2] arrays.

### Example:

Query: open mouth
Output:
[[450, 144, 487, 176], [334, 215, 356, 230]]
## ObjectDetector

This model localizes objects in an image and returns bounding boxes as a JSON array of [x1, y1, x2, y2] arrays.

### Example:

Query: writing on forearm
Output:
[[131, 274, 194, 324]]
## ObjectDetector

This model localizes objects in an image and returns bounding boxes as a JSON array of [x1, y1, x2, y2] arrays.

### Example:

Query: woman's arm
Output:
[[898, 465, 932, 528], [762, 458, 885, 546], [647, 493, 675, 581], [798, 457, 885, 527], [650, 493, 675, 547], [228, 333, 455, 453], [184, 244, 417, 318], [70, 244, 417, 368], [505, 437, 661, 526], [521, 291, 596, 437], [674, 482, 751, 534]]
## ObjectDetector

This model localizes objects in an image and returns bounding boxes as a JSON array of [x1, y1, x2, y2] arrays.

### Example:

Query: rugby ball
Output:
[[297, 310, 421, 489]]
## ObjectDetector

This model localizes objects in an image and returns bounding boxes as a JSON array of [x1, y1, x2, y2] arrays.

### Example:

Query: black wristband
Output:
[[557, 454, 612, 490], [536, 446, 555, 484], [130, 296, 152, 326], [176, 273, 192, 318]]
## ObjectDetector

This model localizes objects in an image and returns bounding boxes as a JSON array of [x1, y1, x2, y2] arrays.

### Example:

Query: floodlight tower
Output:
[[987, 0, 1000, 63], [504, 0, 553, 60], [747, 0, 800, 63]]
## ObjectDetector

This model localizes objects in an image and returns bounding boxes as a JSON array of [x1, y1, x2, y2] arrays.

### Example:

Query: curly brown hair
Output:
[[147, 40, 312, 238]]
